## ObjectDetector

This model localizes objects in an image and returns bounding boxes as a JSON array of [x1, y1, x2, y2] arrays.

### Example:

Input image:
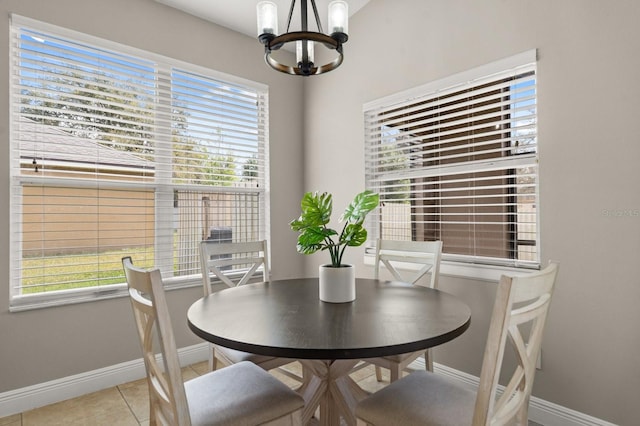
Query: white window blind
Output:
[[10, 15, 269, 309], [364, 50, 538, 269]]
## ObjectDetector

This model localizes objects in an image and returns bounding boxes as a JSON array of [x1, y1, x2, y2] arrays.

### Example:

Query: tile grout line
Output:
[[115, 384, 142, 426]]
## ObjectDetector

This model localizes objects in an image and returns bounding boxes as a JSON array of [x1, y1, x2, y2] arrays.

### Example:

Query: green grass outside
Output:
[[21, 247, 157, 294]]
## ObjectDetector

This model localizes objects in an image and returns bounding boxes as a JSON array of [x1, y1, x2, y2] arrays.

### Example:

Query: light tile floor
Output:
[[0, 362, 542, 425], [0, 362, 387, 426]]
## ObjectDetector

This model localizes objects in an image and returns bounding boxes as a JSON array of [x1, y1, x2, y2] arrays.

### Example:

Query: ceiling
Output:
[[154, 0, 370, 39]]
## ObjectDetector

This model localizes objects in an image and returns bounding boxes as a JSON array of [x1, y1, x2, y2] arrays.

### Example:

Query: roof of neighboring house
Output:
[[17, 117, 152, 171]]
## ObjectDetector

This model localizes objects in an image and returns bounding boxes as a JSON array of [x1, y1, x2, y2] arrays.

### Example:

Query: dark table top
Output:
[[187, 278, 471, 360]]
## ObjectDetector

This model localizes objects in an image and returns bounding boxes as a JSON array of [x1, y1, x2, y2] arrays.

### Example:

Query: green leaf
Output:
[[299, 191, 332, 227], [295, 227, 337, 255], [341, 224, 368, 247], [296, 243, 322, 255], [340, 190, 379, 224], [299, 227, 330, 245], [289, 217, 306, 232]]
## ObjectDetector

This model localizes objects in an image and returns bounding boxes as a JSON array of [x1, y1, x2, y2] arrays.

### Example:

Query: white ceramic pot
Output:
[[318, 264, 356, 303]]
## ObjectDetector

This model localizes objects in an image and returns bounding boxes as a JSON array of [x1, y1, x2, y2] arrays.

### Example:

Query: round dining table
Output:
[[187, 277, 471, 426]]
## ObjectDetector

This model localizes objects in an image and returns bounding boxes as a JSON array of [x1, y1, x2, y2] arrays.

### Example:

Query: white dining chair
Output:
[[356, 262, 559, 426], [121, 256, 304, 426], [199, 240, 303, 384], [366, 239, 443, 382]]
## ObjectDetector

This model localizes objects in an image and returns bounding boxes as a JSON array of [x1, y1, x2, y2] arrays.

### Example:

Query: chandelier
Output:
[[256, 0, 349, 76]]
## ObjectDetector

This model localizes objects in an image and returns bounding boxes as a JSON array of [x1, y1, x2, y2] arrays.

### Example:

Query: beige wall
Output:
[[0, 0, 305, 392], [302, 0, 640, 425]]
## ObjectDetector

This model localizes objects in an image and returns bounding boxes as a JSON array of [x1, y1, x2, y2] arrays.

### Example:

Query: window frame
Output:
[[9, 15, 271, 311], [363, 50, 539, 275]]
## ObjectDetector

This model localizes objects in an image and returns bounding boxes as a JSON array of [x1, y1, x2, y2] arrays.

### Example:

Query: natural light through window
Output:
[[9, 15, 269, 309], [364, 50, 539, 269]]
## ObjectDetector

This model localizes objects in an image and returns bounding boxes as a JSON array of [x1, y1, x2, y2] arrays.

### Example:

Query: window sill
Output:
[[9, 269, 255, 312], [438, 260, 534, 282], [9, 277, 204, 313], [363, 254, 536, 283]]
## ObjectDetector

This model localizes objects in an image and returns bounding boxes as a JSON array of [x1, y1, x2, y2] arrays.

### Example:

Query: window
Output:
[[10, 15, 269, 310], [364, 50, 538, 269]]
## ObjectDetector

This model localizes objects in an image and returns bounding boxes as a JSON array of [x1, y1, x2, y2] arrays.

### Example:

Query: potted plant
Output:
[[290, 190, 379, 302]]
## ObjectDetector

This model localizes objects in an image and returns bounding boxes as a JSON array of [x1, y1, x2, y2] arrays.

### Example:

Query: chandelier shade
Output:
[[257, 0, 349, 76]]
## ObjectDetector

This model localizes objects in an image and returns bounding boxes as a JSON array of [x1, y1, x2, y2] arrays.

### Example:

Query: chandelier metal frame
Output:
[[257, 0, 348, 76]]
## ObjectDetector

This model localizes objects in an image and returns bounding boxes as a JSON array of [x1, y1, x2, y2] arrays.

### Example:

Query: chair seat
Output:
[[185, 361, 304, 426], [355, 371, 476, 426], [216, 345, 279, 365]]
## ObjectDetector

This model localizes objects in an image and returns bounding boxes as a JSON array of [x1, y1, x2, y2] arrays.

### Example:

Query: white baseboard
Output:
[[0, 345, 617, 426], [0, 343, 209, 418]]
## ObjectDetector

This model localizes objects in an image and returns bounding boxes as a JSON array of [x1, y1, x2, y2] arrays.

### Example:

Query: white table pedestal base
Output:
[[298, 360, 369, 426]]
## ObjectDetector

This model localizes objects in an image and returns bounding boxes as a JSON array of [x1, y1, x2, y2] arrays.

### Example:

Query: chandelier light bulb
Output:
[[328, 1, 348, 35], [296, 40, 315, 74], [256, 1, 278, 36]]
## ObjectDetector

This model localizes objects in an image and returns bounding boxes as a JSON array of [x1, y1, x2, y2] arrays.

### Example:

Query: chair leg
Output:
[[148, 392, 159, 426], [515, 395, 530, 426], [375, 366, 383, 382], [208, 344, 217, 371], [389, 365, 401, 383], [424, 349, 433, 372]]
